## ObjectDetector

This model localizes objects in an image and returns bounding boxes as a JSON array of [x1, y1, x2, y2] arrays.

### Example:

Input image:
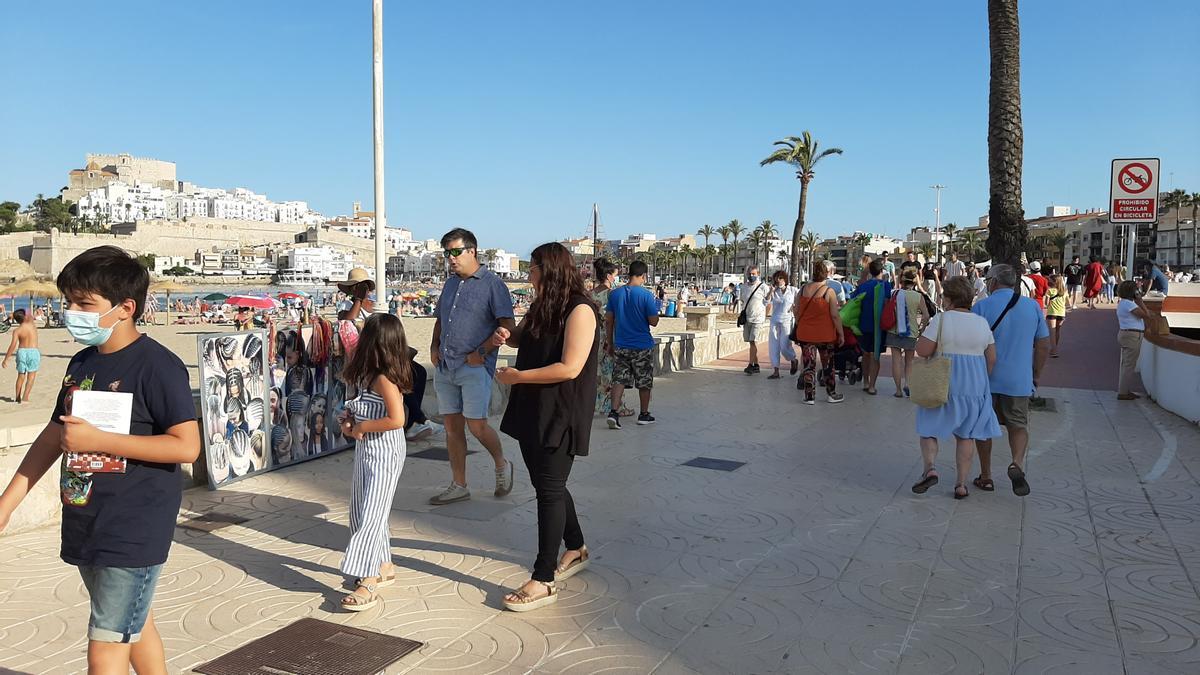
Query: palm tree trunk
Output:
[[986, 0, 1026, 266], [790, 180, 809, 286]]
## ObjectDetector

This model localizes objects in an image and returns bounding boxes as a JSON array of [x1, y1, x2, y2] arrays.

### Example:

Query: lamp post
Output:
[[371, 0, 387, 310], [930, 184, 945, 263]]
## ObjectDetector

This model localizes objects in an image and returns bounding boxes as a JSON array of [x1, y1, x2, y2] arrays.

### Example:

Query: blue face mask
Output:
[[64, 306, 121, 346]]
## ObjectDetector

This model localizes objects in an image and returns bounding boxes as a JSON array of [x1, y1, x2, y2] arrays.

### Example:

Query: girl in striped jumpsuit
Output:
[[337, 313, 413, 611]]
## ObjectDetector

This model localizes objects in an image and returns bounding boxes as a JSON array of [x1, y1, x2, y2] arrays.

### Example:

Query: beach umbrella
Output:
[[278, 292, 305, 300], [512, 288, 531, 296], [0, 277, 60, 314], [203, 292, 229, 302], [150, 280, 190, 326], [226, 295, 276, 310]]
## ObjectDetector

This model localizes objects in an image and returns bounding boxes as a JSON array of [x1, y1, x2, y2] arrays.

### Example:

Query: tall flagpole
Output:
[[372, 0, 387, 310]]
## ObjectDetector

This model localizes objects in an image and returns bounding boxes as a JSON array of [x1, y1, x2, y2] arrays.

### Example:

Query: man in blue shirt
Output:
[[1141, 261, 1170, 296], [972, 263, 1051, 497], [428, 228, 517, 505], [605, 259, 660, 429]]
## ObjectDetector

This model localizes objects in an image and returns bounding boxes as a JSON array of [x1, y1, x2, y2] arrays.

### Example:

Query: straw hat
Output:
[[336, 268, 375, 294]]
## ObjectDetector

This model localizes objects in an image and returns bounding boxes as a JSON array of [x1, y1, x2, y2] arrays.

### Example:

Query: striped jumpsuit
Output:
[[341, 388, 406, 579]]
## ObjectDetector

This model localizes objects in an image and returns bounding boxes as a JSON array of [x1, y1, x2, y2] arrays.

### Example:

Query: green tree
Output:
[[136, 253, 157, 270], [0, 201, 20, 231], [717, 224, 732, 273], [918, 241, 936, 262], [727, 219, 745, 272], [758, 220, 779, 272], [1162, 189, 1188, 268], [986, 0, 1027, 265], [801, 231, 819, 278], [745, 229, 765, 274], [697, 224, 715, 274], [760, 131, 843, 285], [958, 231, 985, 262], [1049, 232, 1071, 269], [942, 222, 959, 257]]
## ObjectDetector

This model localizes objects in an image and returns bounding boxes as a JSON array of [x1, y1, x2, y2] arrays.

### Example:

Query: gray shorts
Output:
[[613, 347, 654, 390], [992, 394, 1029, 430], [743, 321, 766, 343]]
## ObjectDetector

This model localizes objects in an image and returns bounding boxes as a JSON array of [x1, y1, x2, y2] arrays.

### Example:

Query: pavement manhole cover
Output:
[[681, 457, 745, 472], [194, 617, 422, 675], [177, 512, 249, 533], [410, 446, 475, 461], [1030, 397, 1058, 412]]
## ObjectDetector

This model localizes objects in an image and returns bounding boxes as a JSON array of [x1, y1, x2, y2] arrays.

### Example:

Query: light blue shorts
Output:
[[434, 363, 494, 419], [16, 348, 40, 373], [77, 564, 164, 643]]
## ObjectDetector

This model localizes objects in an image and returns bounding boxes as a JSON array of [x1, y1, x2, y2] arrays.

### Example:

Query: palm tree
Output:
[[1049, 232, 1071, 270], [758, 220, 779, 272], [918, 241, 936, 262], [986, 0, 1026, 265], [760, 131, 843, 285], [943, 223, 959, 257], [727, 220, 745, 273], [1191, 192, 1200, 269], [697, 224, 715, 274], [801, 231, 819, 277], [717, 225, 732, 273], [745, 229, 765, 274], [679, 244, 693, 282], [958, 231, 985, 262], [1163, 189, 1188, 267]]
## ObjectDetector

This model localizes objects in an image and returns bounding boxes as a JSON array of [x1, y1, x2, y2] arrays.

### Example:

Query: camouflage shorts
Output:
[[612, 347, 654, 390]]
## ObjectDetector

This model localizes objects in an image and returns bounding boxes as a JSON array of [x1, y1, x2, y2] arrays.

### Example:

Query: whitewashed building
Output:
[[276, 246, 352, 282]]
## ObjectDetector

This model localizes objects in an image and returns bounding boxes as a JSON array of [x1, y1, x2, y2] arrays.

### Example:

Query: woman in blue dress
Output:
[[910, 277, 1001, 499]]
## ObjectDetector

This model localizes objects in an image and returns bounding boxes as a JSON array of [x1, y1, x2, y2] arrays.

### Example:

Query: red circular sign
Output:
[[1119, 162, 1153, 194]]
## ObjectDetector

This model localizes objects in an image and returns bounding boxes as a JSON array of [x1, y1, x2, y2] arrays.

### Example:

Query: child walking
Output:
[[1045, 274, 1067, 357], [0, 246, 200, 673], [337, 312, 412, 611]]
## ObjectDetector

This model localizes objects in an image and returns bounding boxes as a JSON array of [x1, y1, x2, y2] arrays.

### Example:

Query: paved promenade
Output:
[[2, 310, 1198, 674]]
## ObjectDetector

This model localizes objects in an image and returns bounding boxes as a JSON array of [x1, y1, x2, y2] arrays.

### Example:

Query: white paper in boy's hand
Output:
[[71, 390, 134, 434]]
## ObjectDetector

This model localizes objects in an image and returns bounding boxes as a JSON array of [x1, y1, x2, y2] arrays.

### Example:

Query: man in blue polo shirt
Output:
[[972, 263, 1051, 497], [428, 228, 517, 505], [605, 260, 660, 429]]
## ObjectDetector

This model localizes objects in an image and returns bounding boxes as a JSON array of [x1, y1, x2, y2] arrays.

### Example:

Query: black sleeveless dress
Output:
[[500, 295, 599, 456]]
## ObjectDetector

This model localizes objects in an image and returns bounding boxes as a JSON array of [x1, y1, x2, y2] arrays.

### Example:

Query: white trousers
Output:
[[768, 319, 797, 368]]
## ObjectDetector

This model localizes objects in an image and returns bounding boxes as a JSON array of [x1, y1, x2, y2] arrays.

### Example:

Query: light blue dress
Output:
[[915, 312, 1002, 440]]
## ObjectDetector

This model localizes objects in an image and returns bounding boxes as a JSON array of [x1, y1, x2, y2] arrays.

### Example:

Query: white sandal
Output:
[[341, 582, 380, 612], [554, 547, 590, 582], [503, 580, 558, 612]]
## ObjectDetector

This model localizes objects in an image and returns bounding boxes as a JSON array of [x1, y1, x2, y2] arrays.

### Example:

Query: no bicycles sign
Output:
[[1110, 158, 1160, 223]]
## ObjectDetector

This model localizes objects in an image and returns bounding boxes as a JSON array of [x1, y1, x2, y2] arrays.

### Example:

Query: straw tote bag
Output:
[[908, 312, 951, 408]]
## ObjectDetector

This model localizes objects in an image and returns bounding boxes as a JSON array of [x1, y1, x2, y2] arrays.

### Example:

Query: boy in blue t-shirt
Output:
[[0, 245, 199, 672], [604, 260, 660, 429]]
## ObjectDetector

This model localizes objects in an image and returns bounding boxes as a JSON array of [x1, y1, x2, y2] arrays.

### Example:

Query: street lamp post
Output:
[[930, 184, 945, 264], [371, 0, 387, 310]]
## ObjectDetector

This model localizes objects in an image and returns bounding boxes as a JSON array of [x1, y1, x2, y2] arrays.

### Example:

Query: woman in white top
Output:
[[766, 270, 799, 379], [1115, 280, 1151, 401], [887, 268, 931, 397], [911, 277, 1001, 500]]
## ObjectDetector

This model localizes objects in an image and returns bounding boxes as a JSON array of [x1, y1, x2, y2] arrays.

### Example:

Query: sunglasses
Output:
[[443, 247, 472, 258]]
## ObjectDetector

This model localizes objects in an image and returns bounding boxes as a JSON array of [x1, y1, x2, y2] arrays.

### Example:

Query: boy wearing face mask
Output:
[[0, 245, 200, 673]]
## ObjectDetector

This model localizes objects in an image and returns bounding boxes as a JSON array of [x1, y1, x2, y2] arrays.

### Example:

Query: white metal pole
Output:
[[1126, 223, 1137, 277], [931, 184, 945, 263], [372, 0, 387, 311]]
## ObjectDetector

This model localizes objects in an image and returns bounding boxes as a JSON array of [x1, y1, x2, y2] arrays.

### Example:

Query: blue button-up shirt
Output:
[[436, 266, 515, 375]]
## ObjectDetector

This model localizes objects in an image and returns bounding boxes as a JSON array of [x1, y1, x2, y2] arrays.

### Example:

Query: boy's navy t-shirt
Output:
[[606, 284, 658, 350], [51, 334, 195, 568]]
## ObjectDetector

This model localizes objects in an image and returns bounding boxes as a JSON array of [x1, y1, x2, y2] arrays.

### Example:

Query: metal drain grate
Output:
[[194, 617, 422, 675], [177, 512, 250, 533], [410, 446, 476, 461], [681, 457, 746, 472]]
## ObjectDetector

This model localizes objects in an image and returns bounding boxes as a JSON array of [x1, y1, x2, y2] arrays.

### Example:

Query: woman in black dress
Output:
[[492, 242, 599, 612]]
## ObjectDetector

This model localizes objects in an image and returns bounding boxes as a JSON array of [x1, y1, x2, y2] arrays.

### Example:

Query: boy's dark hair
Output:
[[868, 259, 885, 276], [13, 309, 26, 323], [337, 310, 351, 321], [57, 245, 149, 320], [440, 228, 478, 250], [628, 260, 648, 278]]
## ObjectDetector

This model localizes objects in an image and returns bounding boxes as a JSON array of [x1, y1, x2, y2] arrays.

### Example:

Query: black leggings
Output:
[[404, 362, 429, 430], [520, 440, 584, 583]]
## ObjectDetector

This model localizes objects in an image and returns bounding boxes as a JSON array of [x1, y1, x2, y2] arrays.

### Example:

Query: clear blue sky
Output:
[[2, 1, 1197, 254]]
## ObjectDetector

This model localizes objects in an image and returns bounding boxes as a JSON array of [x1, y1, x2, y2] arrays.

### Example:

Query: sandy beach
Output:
[[0, 310, 709, 435]]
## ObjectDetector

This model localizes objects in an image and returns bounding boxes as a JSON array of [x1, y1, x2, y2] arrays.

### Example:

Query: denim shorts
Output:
[[78, 564, 164, 643], [434, 363, 494, 419]]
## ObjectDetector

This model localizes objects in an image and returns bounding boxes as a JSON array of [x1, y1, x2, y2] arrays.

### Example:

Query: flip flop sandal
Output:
[[972, 476, 995, 491], [791, 360, 799, 375], [954, 485, 969, 500], [893, 391, 904, 398], [503, 581, 558, 612], [1008, 464, 1031, 496], [354, 571, 396, 588], [767, 373, 782, 380], [554, 547, 590, 582], [341, 583, 380, 612], [912, 470, 939, 494]]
